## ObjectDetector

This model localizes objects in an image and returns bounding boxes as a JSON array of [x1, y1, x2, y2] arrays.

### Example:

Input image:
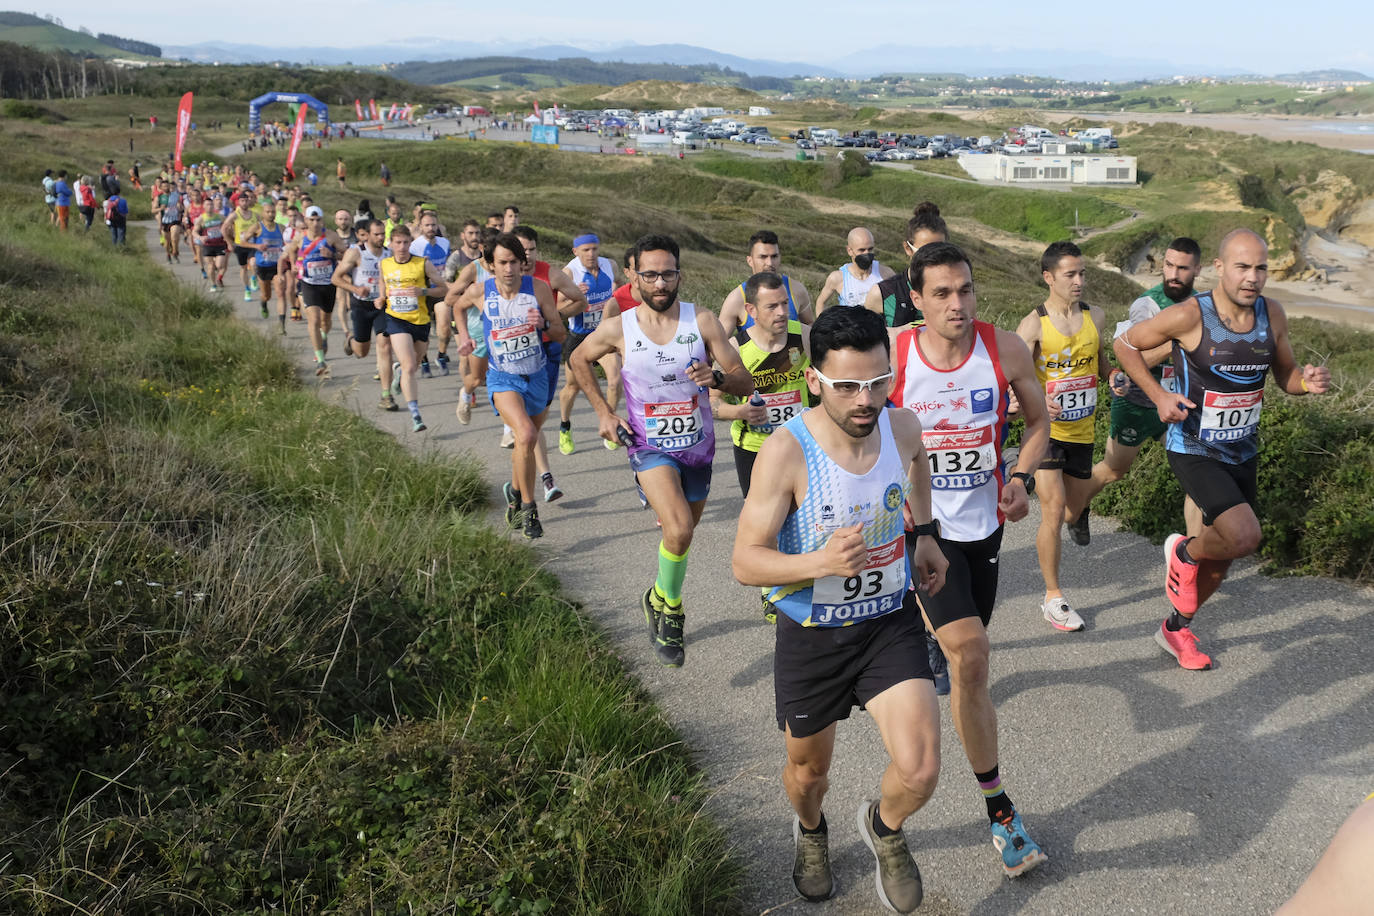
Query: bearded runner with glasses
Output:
[[732, 306, 947, 913], [889, 241, 1052, 881], [569, 234, 753, 668]]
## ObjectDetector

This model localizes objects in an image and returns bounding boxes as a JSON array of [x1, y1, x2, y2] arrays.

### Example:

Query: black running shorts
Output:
[[1040, 438, 1093, 479], [234, 244, 255, 266], [774, 601, 932, 738], [300, 283, 337, 313], [350, 302, 387, 342], [909, 526, 1004, 630], [1167, 451, 1257, 527], [255, 263, 278, 285]]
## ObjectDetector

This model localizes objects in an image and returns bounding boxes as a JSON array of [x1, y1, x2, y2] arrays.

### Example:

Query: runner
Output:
[[332, 218, 397, 408], [383, 201, 406, 243], [611, 246, 640, 312], [731, 305, 948, 911], [243, 199, 286, 328], [443, 219, 483, 281], [556, 233, 621, 455], [1014, 241, 1110, 633], [335, 157, 346, 189], [224, 190, 261, 301], [1113, 228, 1330, 670], [711, 271, 813, 621], [1069, 237, 1206, 545], [718, 230, 816, 332], [814, 227, 894, 313], [889, 241, 1052, 878], [378, 223, 447, 430], [193, 192, 230, 292], [184, 189, 206, 278], [154, 178, 184, 263], [502, 205, 519, 232], [453, 232, 566, 536], [568, 234, 752, 666], [281, 205, 344, 376], [864, 202, 948, 326], [410, 212, 451, 378]]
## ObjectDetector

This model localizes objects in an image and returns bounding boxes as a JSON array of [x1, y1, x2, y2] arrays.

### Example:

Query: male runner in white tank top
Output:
[[815, 227, 894, 313]]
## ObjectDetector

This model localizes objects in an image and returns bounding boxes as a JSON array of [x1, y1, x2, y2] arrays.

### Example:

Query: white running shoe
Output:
[[455, 393, 472, 425], [1042, 596, 1085, 632]]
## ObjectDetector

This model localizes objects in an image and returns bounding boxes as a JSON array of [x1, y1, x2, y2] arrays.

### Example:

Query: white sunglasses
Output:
[[812, 368, 894, 397]]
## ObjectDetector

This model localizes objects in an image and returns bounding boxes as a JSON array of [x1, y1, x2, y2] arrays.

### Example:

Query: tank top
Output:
[[738, 275, 799, 330], [768, 410, 912, 627], [411, 236, 450, 276], [728, 321, 810, 452], [1165, 292, 1273, 464], [1034, 302, 1100, 444], [298, 234, 336, 286], [891, 322, 1009, 542], [382, 254, 430, 325], [621, 303, 715, 469], [254, 222, 284, 266], [838, 260, 882, 308], [1121, 284, 1182, 408], [565, 256, 616, 334], [481, 276, 546, 376], [876, 273, 922, 327], [233, 210, 257, 245], [185, 201, 204, 226], [352, 243, 385, 301], [201, 211, 226, 243]]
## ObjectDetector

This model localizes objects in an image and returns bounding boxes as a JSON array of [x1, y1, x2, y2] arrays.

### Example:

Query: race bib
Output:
[[643, 399, 703, 451], [924, 425, 998, 491], [811, 535, 905, 625], [262, 246, 282, 263], [1161, 365, 1177, 394], [206, 225, 222, 240], [306, 260, 333, 282], [490, 323, 539, 361], [582, 305, 603, 330], [749, 389, 804, 433], [1199, 389, 1263, 443], [390, 293, 419, 313], [1048, 374, 1097, 421]]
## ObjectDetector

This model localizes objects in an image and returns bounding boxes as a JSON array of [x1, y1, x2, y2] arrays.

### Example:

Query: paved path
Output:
[[142, 223, 1371, 915]]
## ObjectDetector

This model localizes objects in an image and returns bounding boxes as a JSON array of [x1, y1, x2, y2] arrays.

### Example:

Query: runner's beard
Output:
[[825, 398, 879, 438], [1163, 280, 1194, 302], [642, 287, 679, 312]]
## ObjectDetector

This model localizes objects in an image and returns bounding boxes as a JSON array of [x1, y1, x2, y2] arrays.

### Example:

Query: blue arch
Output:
[[248, 92, 330, 132]]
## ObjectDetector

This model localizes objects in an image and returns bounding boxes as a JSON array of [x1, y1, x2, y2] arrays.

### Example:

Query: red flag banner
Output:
[[354, 99, 363, 120], [173, 91, 193, 172], [387, 103, 398, 121], [285, 101, 308, 179], [369, 99, 379, 120]]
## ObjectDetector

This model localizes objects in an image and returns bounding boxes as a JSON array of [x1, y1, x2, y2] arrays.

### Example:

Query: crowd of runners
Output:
[[46, 153, 1345, 912]]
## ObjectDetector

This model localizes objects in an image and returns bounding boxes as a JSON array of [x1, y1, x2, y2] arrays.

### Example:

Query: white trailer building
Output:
[[958, 153, 1137, 186]]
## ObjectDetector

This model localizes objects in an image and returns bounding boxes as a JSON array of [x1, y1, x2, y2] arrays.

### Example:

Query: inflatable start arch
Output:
[[248, 92, 330, 132]]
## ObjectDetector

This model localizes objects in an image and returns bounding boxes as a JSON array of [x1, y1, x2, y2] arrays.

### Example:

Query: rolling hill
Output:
[[0, 11, 159, 58]]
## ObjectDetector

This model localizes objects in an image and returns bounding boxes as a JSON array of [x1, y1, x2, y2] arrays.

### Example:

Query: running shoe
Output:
[[411, 416, 426, 433], [209, 284, 219, 293], [314, 361, 328, 377], [604, 437, 620, 450], [437, 351, 450, 376], [500, 427, 516, 449], [199, 266, 206, 277], [291, 309, 302, 322], [378, 394, 399, 411], [856, 800, 923, 912], [1042, 596, 1085, 632], [641, 586, 663, 643], [321, 337, 328, 356], [990, 809, 1048, 878], [260, 304, 269, 319], [372, 370, 381, 381], [792, 816, 834, 902], [249, 274, 259, 292], [762, 593, 778, 625], [542, 474, 563, 503], [1154, 620, 1213, 670], [927, 633, 950, 696], [243, 288, 253, 302], [420, 359, 432, 380], [655, 606, 685, 667], [456, 394, 472, 425], [1164, 533, 1200, 614], [390, 363, 402, 398], [1068, 506, 1090, 546], [503, 482, 520, 528], [344, 336, 354, 357], [558, 428, 575, 455], [522, 507, 543, 539]]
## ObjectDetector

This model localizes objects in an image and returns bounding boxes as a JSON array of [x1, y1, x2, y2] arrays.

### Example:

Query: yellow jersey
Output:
[[381, 255, 430, 326], [1034, 302, 1100, 444]]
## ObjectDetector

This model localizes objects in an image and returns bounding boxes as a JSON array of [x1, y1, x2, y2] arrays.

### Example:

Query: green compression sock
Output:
[[654, 541, 689, 607]]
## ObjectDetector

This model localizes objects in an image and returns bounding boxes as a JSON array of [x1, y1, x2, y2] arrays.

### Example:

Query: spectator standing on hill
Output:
[[1114, 228, 1331, 671], [379, 161, 392, 186], [42, 169, 57, 224], [104, 191, 128, 246], [336, 157, 347, 188], [53, 171, 73, 232], [77, 177, 97, 231]]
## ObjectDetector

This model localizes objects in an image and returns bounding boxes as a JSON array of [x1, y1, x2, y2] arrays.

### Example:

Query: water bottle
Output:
[[616, 424, 636, 448], [749, 391, 767, 432]]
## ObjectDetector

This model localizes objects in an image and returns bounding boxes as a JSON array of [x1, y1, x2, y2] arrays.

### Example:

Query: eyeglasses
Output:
[[637, 269, 681, 284], [812, 368, 894, 397]]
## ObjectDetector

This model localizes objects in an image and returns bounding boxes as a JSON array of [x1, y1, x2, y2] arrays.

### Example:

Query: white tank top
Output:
[[839, 260, 882, 308], [891, 321, 1010, 542], [353, 244, 384, 302]]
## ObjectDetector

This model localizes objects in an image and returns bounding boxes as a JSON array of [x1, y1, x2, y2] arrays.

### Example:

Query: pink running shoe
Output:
[[1154, 621, 1213, 670], [1164, 533, 1199, 614]]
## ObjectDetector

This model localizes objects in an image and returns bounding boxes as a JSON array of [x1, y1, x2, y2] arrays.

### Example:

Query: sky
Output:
[[35, 1, 1374, 75]]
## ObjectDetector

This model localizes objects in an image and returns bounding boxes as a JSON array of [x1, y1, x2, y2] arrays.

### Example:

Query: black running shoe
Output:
[[1069, 506, 1091, 546], [522, 506, 543, 539], [656, 607, 685, 668]]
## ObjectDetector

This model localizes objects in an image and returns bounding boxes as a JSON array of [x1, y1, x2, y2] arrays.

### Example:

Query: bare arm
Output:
[[549, 269, 589, 319], [709, 338, 761, 423], [423, 260, 448, 302], [697, 310, 754, 398], [1113, 300, 1202, 422], [331, 247, 361, 292], [792, 279, 815, 325], [1266, 300, 1331, 395], [568, 317, 625, 439], [535, 281, 566, 344], [863, 281, 884, 317], [718, 286, 747, 332], [996, 330, 1051, 521], [890, 407, 948, 595], [814, 270, 841, 314]]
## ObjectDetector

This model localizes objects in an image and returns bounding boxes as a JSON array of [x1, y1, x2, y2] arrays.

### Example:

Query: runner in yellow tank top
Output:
[[378, 224, 448, 433], [224, 190, 261, 302], [1014, 241, 1110, 634]]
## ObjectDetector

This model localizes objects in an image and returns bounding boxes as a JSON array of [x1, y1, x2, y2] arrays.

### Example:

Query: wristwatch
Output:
[[711, 368, 725, 389], [1010, 471, 1033, 487], [910, 519, 941, 538]]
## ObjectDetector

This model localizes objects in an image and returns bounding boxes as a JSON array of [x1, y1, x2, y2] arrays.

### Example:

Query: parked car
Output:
[[755, 136, 780, 147], [796, 138, 815, 149]]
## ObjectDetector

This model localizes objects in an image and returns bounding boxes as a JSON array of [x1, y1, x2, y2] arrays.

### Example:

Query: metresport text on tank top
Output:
[[767, 410, 912, 626], [891, 321, 1009, 542], [620, 304, 716, 468], [565, 256, 616, 334], [1166, 292, 1273, 464], [481, 276, 547, 376]]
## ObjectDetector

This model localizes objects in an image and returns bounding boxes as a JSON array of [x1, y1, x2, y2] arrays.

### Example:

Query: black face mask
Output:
[[854, 254, 874, 271]]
